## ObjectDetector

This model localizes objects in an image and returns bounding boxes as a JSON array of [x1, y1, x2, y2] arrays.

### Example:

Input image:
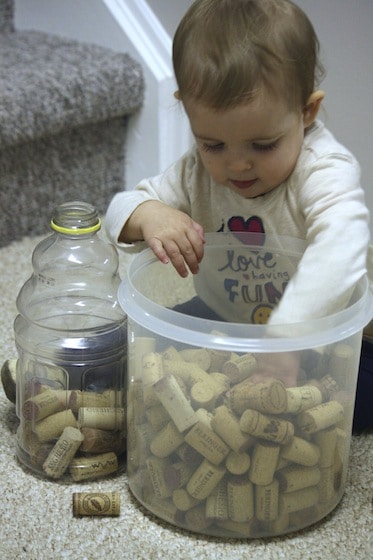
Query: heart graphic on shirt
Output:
[[228, 215, 265, 246]]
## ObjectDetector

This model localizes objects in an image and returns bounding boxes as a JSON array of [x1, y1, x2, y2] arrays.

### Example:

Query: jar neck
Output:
[[51, 201, 101, 235]]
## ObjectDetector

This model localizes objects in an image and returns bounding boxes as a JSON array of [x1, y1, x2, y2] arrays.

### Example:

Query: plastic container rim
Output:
[[119, 235, 373, 353]]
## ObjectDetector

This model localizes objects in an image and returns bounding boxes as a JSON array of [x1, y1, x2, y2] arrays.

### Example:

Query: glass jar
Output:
[[14, 201, 127, 481]]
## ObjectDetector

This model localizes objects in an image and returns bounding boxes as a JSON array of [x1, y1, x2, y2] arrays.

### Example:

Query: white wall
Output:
[[295, 0, 373, 235], [145, 0, 193, 36]]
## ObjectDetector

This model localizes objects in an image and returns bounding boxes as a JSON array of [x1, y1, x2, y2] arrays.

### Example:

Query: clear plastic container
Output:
[[119, 233, 373, 538], [14, 201, 127, 481]]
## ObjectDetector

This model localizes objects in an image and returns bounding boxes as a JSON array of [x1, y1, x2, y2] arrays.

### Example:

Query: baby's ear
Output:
[[303, 90, 324, 127]]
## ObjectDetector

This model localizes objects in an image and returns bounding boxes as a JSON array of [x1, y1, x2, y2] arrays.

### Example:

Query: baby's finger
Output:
[[147, 236, 170, 265], [191, 221, 205, 243], [163, 239, 191, 277], [187, 227, 205, 264]]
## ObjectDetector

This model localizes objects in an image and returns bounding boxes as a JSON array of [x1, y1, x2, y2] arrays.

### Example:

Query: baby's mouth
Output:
[[230, 179, 258, 190]]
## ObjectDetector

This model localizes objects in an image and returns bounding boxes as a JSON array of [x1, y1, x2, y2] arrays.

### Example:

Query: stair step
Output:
[[0, 30, 143, 148]]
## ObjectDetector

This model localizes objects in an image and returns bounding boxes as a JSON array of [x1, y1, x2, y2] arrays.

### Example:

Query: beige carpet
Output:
[[0, 234, 372, 560]]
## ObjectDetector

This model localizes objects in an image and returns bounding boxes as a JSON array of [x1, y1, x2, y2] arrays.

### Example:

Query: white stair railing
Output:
[[102, 0, 192, 187]]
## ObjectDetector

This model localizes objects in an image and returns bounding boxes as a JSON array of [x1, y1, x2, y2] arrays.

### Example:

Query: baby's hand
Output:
[[251, 351, 301, 388], [131, 201, 205, 277]]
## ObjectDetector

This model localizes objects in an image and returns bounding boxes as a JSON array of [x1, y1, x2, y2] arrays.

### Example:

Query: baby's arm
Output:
[[269, 155, 369, 325], [120, 200, 205, 278]]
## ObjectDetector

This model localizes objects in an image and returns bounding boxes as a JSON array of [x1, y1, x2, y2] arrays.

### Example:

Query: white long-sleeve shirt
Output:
[[106, 121, 371, 325]]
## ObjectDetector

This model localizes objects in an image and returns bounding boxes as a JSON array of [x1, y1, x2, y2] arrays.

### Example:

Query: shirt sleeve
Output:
[[268, 152, 370, 325], [105, 149, 197, 245]]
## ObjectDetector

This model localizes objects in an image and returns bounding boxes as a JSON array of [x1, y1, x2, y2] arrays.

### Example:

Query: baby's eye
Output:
[[201, 142, 225, 153], [252, 141, 278, 152]]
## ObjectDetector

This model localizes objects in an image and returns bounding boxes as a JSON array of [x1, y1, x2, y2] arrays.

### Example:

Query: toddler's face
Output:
[[184, 93, 307, 198]]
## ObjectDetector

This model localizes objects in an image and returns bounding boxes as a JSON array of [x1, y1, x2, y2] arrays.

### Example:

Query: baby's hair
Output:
[[172, 0, 325, 111]]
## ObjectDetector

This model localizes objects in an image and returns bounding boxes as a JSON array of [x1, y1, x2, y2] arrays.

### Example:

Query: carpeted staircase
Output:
[[0, 0, 144, 246]]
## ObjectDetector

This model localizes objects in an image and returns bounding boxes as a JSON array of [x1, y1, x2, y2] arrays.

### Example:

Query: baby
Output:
[[106, 0, 372, 393]]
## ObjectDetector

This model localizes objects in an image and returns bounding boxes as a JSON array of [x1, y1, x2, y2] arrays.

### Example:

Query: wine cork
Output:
[[172, 488, 200, 511], [314, 427, 338, 468], [208, 372, 231, 396], [335, 428, 349, 463], [176, 442, 203, 467], [211, 405, 253, 453], [70, 451, 118, 481], [190, 381, 216, 411], [240, 409, 294, 445], [130, 467, 154, 503], [143, 384, 160, 408], [52, 389, 74, 408], [279, 486, 319, 514], [150, 420, 184, 458], [208, 348, 232, 372], [184, 421, 230, 465], [78, 407, 125, 431], [329, 343, 355, 389], [162, 345, 181, 362], [205, 481, 229, 520], [297, 401, 344, 434], [72, 492, 120, 517], [288, 504, 318, 529], [281, 436, 320, 467], [248, 441, 280, 486], [153, 374, 197, 432], [319, 375, 340, 400], [318, 466, 337, 504], [33, 409, 78, 442], [277, 465, 321, 493], [147, 497, 180, 525], [227, 478, 254, 522], [186, 459, 226, 500], [179, 348, 211, 371], [68, 390, 113, 412], [129, 336, 156, 374], [307, 379, 329, 402], [333, 391, 354, 431], [33, 445, 56, 469], [195, 408, 213, 427], [285, 385, 323, 414], [142, 352, 164, 385], [146, 456, 173, 499], [276, 457, 290, 471], [1, 358, 17, 404], [80, 427, 123, 454], [255, 479, 279, 521], [225, 450, 251, 475], [103, 390, 123, 408], [145, 403, 170, 431], [215, 518, 256, 537], [229, 379, 287, 415], [23, 389, 65, 421], [127, 380, 146, 424], [42, 427, 84, 479], [128, 423, 153, 468], [164, 461, 194, 491], [184, 504, 213, 531], [163, 360, 206, 386], [266, 511, 290, 535], [222, 353, 257, 383]]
